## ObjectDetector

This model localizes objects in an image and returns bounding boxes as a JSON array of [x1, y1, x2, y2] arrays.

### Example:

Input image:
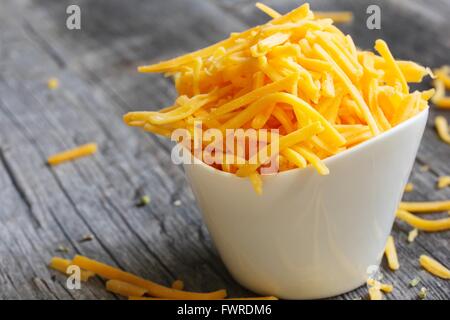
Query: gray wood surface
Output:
[[0, 0, 448, 300]]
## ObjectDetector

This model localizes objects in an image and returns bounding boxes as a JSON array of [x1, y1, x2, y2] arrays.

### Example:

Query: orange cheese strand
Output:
[[437, 176, 450, 189], [384, 236, 399, 271], [367, 279, 394, 293], [399, 200, 450, 212], [419, 255, 450, 279], [125, 3, 431, 193], [434, 66, 450, 88], [47, 143, 97, 166], [435, 116, 450, 144], [106, 280, 148, 297], [49, 257, 95, 282], [368, 286, 383, 300], [315, 11, 353, 23], [72, 255, 227, 300], [255, 2, 281, 19], [396, 209, 450, 232]]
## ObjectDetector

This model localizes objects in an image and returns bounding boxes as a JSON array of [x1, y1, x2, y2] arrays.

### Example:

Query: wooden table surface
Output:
[[0, 0, 449, 300]]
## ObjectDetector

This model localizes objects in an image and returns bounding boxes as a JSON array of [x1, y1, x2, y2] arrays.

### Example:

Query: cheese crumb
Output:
[[404, 183, 414, 192], [408, 228, 419, 243], [47, 77, 59, 90], [437, 176, 450, 189]]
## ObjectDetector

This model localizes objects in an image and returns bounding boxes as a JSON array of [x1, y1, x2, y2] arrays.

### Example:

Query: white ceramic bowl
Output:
[[183, 109, 428, 299]]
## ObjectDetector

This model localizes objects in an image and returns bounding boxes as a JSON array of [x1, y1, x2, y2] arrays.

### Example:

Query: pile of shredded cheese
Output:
[[48, 255, 276, 300], [124, 3, 432, 193]]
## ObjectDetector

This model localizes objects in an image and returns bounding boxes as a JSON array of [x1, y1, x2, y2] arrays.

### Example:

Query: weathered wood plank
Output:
[[0, 0, 448, 300]]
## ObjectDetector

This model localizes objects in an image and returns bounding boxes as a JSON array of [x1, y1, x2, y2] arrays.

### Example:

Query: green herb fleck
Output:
[[56, 245, 69, 253], [418, 287, 427, 300], [409, 277, 420, 287], [137, 195, 151, 207]]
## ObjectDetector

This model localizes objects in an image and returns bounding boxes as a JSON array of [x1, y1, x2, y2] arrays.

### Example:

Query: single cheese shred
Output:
[[384, 235, 400, 271], [419, 255, 450, 279], [47, 143, 98, 166]]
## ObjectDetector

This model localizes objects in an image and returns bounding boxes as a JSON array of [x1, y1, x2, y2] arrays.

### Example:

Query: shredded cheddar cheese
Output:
[[384, 236, 400, 271], [437, 176, 450, 189], [432, 66, 450, 108], [314, 11, 353, 24], [408, 228, 419, 243], [368, 286, 383, 300], [434, 66, 450, 88], [171, 280, 184, 291], [49, 257, 95, 282], [435, 116, 450, 144], [47, 143, 98, 166], [71, 255, 226, 300], [367, 279, 394, 293], [106, 280, 148, 297], [396, 209, 450, 232], [404, 183, 414, 193], [399, 200, 450, 213], [419, 255, 450, 280], [49, 256, 278, 300], [124, 3, 431, 193]]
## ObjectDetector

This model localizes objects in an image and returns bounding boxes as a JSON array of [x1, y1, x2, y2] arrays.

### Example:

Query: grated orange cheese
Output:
[[399, 200, 450, 213], [368, 286, 383, 300], [47, 143, 97, 166], [432, 67, 450, 108], [106, 280, 148, 297], [125, 3, 431, 193], [384, 235, 400, 271], [435, 116, 450, 144], [71, 255, 227, 300], [408, 228, 419, 243], [419, 255, 450, 280], [367, 279, 394, 293], [437, 176, 450, 189], [404, 183, 414, 193], [49, 257, 95, 282], [396, 209, 450, 232]]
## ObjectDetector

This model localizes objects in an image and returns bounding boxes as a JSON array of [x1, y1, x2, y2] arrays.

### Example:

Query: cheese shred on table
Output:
[[399, 200, 450, 213], [106, 280, 148, 297], [419, 255, 450, 279], [49, 257, 95, 282], [396, 209, 450, 232], [123, 3, 431, 193], [47, 143, 98, 166], [432, 66, 450, 109], [435, 116, 450, 145], [384, 235, 400, 270], [404, 183, 414, 192], [437, 176, 450, 189], [48, 255, 280, 300], [70, 255, 227, 300]]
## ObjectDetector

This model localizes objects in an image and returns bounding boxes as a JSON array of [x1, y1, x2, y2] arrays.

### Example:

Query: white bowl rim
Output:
[[183, 107, 429, 180]]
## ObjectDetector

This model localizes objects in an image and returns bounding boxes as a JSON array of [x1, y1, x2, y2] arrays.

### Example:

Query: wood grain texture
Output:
[[0, 0, 448, 300]]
